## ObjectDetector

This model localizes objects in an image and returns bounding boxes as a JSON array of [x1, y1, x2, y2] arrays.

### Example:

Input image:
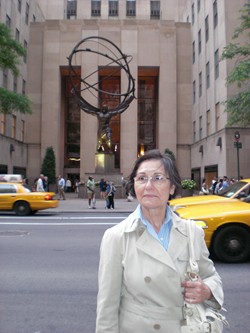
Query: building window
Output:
[[199, 115, 202, 140], [198, 29, 201, 54], [191, 3, 194, 24], [199, 72, 202, 97], [206, 61, 210, 89], [193, 121, 196, 142], [6, 15, 11, 28], [21, 120, 25, 142], [205, 15, 209, 42], [197, 0, 201, 13], [3, 69, 8, 88], [213, 0, 218, 29], [15, 28, 20, 41], [126, 0, 136, 17], [206, 109, 211, 136], [0, 114, 6, 135], [17, 0, 22, 13], [215, 102, 220, 131], [193, 80, 196, 104], [214, 49, 219, 79], [25, 2, 29, 24], [67, 0, 77, 19], [22, 79, 26, 95], [109, 0, 118, 16], [12, 115, 17, 139], [91, 0, 101, 16], [138, 75, 158, 156], [192, 41, 195, 64], [13, 76, 18, 93], [23, 40, 27, 63], [150, 1, 160, 19]]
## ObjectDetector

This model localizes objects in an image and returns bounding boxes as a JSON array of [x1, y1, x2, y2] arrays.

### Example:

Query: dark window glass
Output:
[[192, 41, 195, 64], [138, 76, 158, 156], [191, 3, 194, 24], [199, 72, 202, 97], [205, 15, 209, 42], [17, 0, 22, 13], [214, 49, 219, 79], [150, 1, 160, 19], [213, 0, 218, 28], [206, 61, 210, 89], [25, 2, 29, 24], [193, 80, 196, 104], [126, 1, 136, 17], [67, 0, 77, 19], [109, 1, 118, 16], [198, 29, 201, 54], [0, 184, 16, 194], [91, 1, 101, 16]]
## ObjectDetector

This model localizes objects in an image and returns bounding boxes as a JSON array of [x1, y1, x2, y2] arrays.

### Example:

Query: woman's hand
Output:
[[181, 278, 212, 304]]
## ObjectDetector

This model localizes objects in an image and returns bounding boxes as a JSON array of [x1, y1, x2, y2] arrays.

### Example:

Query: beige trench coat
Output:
[[96, 207, 224, 333]]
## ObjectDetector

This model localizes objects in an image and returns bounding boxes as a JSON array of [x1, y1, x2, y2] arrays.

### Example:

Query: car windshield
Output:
[[218, 181, 248, 198]]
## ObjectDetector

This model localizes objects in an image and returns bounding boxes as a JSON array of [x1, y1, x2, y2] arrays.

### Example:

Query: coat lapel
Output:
[[136, 228, 178, 272]]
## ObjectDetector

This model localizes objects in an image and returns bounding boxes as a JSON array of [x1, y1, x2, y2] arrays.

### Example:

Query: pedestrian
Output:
[[74, 179, 79, 193], [87, 176, 96, 209], [66, 178, 72, 192], [106, 181, 116, 209], [99, 178, 106, 199], [200, 178, 209, 195], [36, 174, 45, 192], [96, 149, 224, 333], [58, 175, 66, 200]]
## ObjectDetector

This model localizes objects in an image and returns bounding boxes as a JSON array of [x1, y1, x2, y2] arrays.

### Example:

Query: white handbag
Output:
[[181, 220, 228, 333]]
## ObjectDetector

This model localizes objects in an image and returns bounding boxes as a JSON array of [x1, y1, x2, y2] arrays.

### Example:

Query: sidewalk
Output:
[[49, 192, 138, 213]]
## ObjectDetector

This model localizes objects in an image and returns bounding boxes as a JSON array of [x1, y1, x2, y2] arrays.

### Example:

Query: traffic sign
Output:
[[234, 142, 242, 149]]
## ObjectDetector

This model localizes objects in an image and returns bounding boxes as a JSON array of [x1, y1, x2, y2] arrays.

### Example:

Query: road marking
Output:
[[0, 222, 118, 226], [0, 216, 125, 220]]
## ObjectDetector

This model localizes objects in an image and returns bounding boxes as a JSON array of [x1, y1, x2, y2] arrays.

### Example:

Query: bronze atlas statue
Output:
[[68, 36, 135, 154]]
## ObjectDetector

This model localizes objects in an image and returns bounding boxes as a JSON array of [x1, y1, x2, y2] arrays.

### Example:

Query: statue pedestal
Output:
[[95, 153, 115, 173]]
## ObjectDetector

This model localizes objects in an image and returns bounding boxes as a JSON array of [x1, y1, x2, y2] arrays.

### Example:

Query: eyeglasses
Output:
[[134, 174, 170, 186]]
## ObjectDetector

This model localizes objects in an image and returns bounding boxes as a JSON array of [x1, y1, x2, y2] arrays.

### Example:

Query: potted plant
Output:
[[181, 179, 196, 197]]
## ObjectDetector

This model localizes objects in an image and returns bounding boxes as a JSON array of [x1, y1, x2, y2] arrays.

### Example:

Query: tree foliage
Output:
[[221, 4, 250, 126], [41, 147, 56, 184], [0, 23, 31, 114]]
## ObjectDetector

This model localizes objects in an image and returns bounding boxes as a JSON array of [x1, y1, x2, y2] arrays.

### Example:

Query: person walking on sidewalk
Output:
[[106, 181, 116, 209], [58, 175, 66, 200], [87, 176, 96, 209]]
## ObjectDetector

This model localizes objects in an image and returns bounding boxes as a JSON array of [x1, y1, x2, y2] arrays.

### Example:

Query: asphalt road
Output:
[[0, 212, 249, 333]]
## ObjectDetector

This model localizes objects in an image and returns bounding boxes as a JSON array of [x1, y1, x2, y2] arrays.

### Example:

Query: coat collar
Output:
[[123, 205, 189, 271]]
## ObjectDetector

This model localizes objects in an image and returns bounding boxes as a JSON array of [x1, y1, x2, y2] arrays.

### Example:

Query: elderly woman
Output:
[[96, 150, 224, 333]]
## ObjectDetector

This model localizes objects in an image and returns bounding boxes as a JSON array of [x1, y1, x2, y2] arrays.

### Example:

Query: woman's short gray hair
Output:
[[126, 149, 182, 199]]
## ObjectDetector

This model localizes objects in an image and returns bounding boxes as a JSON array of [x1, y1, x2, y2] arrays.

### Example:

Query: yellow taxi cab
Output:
[[174, 198, 250, 263], [0, 179, 58, 216], [170, 178, 250, 210]]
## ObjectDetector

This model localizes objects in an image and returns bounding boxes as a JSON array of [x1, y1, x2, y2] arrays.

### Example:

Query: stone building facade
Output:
[[1, 0, 249, 192]]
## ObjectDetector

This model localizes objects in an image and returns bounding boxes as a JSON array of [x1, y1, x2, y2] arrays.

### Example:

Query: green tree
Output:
[[0, 23, 31, 114], [41, 147, 56, 185], [221, 3, 250, 126]]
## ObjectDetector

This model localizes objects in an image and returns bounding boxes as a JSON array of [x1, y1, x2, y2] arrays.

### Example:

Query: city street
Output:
[[0, 212, 249, 333]]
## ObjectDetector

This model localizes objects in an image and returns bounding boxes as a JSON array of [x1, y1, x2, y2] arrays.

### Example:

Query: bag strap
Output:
[[186, 220, 199, 277]]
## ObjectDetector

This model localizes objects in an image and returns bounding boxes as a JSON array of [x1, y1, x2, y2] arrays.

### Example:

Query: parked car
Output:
[[174, 198, 250, 263], [170, 178, 250, 210], [0, 182, 58, 216]]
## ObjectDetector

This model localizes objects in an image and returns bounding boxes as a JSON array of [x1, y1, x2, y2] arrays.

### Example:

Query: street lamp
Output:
[[234, 131, 242, 180]]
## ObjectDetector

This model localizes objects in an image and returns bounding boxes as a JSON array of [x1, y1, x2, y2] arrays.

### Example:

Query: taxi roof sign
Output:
[[0, 174, 23, 183]]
